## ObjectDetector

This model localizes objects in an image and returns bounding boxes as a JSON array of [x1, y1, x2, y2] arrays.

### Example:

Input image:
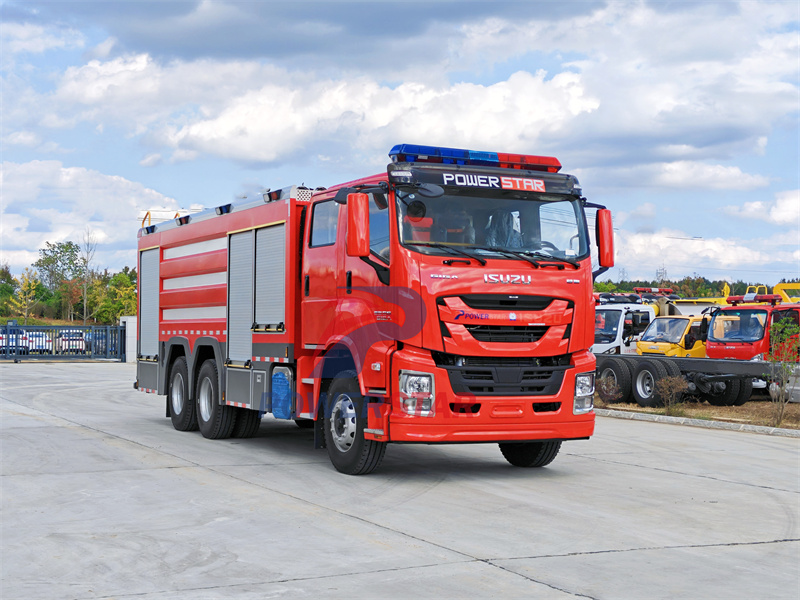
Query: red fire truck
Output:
[[135, 143, 615, 474]]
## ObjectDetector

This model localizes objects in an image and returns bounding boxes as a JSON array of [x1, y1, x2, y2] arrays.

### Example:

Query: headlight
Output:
[[574, 372, 595, 415], [399, 370, 435, 416]]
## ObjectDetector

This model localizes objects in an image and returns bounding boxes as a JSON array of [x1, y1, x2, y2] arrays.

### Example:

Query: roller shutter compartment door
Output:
[[255, 224, 286, 328], [139, 248, 160, 357], [227, 231, 254, 362]]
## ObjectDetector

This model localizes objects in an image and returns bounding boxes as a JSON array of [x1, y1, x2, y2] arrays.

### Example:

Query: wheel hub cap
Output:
[[329, 394, 357, 453]]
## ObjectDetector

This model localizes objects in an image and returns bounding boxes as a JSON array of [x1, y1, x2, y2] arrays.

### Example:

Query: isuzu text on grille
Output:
[[484, 274, 532, 284]]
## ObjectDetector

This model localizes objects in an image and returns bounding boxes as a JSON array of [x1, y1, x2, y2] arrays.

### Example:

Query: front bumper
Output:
[[381, 346, 595, 443]]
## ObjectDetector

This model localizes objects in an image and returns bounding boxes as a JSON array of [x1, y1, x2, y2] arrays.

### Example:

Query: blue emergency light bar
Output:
[[389, 143, 561, 172]]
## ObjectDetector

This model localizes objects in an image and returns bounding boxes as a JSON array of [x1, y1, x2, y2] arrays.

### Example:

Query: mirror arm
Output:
[[360, 255, 390, 285], [593, 266, 610, 281], [334, 182, 389, 204]]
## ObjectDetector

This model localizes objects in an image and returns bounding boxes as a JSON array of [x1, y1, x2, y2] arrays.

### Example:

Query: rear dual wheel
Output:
[[704, 380, 742, 407], [196, 360, 238, 439], [632, 359, 669, 407], [169, 357, 197, 431], [597, 357, 633, 403]]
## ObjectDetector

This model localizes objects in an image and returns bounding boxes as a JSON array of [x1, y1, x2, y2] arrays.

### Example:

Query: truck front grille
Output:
[[432, 352, 570, 397], [459, 294, 560, 311], [464, 324, 549, 343]]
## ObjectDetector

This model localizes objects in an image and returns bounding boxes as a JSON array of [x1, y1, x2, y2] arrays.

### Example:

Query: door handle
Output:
[[346, 271, 352, 294], [304, 275, 309, 297]]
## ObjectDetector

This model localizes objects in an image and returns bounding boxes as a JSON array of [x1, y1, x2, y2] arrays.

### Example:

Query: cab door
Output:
[[340, 193, 394, 390], [301, 199, 343, 348]]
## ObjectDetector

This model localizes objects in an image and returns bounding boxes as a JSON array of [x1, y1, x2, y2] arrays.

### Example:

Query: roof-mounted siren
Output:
[[726, 294, 782, 306], [388, 144, 561, 172]]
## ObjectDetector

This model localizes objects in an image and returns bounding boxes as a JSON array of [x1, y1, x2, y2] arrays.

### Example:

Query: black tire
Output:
[[632, 359, 668, 407], [597, 357, 633, 403], [732, 378, 753, 406], [660, 359, 681, 378], [705, 379, 742, 406], [659, 359, 685, 403], [169, 356, 198, 431], [294, 419, 315, 429], [499, 441, 562, 468], [231, 408, 261, 438], [196, 359, 237, 439], [324, 371, 386, 475]]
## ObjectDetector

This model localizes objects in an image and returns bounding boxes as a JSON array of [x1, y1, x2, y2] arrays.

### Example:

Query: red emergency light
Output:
[[726, 294, 781, 306]]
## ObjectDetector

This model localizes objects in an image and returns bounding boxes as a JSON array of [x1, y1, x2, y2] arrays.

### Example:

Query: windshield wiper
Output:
[[520, 250, 579, 269], [405, 242, 487, 266], [470, 246, 541, 268]]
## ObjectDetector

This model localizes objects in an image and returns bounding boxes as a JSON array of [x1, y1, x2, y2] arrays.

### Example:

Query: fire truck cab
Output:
[[136, 144, 614, 474]]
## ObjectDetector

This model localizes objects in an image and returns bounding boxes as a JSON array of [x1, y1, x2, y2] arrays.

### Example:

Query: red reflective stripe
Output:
[[160, 250, 227, 279], [160, 284, 226, 308]]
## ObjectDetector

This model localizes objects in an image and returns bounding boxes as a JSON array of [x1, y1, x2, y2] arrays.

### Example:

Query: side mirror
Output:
[[699, 317, 709, 341], [346, 193, 370, 257], [596, 209, 614, 268]]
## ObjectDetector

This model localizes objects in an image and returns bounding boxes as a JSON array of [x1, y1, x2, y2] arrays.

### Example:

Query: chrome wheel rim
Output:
[[329, 394, 357, 453], [170, 372, 184, 414], [636, 371, 654, 399], [198, 377, 213, 422], [600, 367, 618, 385]]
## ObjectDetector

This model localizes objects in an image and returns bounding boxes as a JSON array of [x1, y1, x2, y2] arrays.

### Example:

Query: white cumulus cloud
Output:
[[724, 189, 800, 225], [0, 160, 179, 273]]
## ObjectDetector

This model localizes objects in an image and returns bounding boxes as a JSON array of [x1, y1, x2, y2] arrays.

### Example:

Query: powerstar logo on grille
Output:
[[454, 310, 489, 321], [442, 173, 546, 192], [484, 274, 532, 284]]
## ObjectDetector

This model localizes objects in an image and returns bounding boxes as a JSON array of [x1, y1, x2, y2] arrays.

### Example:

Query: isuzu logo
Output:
[[484, 274, 532, 285]]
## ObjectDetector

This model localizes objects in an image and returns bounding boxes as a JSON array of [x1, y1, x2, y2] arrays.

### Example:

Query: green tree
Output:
[[8, 268, 40, 325], [0, 261, 17, 317], [91, 270, 137, 324], [767, 317, 800, 427], [34, 241, 80, 292], [34, 241, 81, 319], [594, 281, 617, 293]]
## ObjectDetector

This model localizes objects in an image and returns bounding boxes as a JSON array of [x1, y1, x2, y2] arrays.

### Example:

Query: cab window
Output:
[[369, 194, 390, 263], [310, 200, 339, 247]]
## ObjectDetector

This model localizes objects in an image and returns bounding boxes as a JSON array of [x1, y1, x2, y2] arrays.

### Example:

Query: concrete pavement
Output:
[[2, 362, 798, 599]]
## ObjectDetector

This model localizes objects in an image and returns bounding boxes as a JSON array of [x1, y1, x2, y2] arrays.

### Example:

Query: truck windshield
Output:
[[396, 190, 589, 262], [595, 309, 622, 343], [709, 309, 767, 343], [641, 318, 688, 344]]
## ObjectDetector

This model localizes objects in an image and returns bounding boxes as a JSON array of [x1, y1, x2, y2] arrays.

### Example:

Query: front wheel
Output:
[[499, 441, 562, 467], [324, 372, 386, 475]]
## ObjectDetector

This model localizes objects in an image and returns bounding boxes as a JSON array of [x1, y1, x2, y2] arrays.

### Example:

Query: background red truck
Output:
[[136, 143, 614, 474]]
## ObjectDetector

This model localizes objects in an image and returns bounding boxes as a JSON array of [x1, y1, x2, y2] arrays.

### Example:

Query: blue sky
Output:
[[2, 0, 798, 285]]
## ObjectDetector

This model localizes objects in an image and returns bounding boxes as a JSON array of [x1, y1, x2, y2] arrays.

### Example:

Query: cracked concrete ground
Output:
[[2, 362, 798, 599]]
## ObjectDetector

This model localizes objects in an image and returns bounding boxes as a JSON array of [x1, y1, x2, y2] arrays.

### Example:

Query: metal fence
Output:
[[1, 322, 126, 361]]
